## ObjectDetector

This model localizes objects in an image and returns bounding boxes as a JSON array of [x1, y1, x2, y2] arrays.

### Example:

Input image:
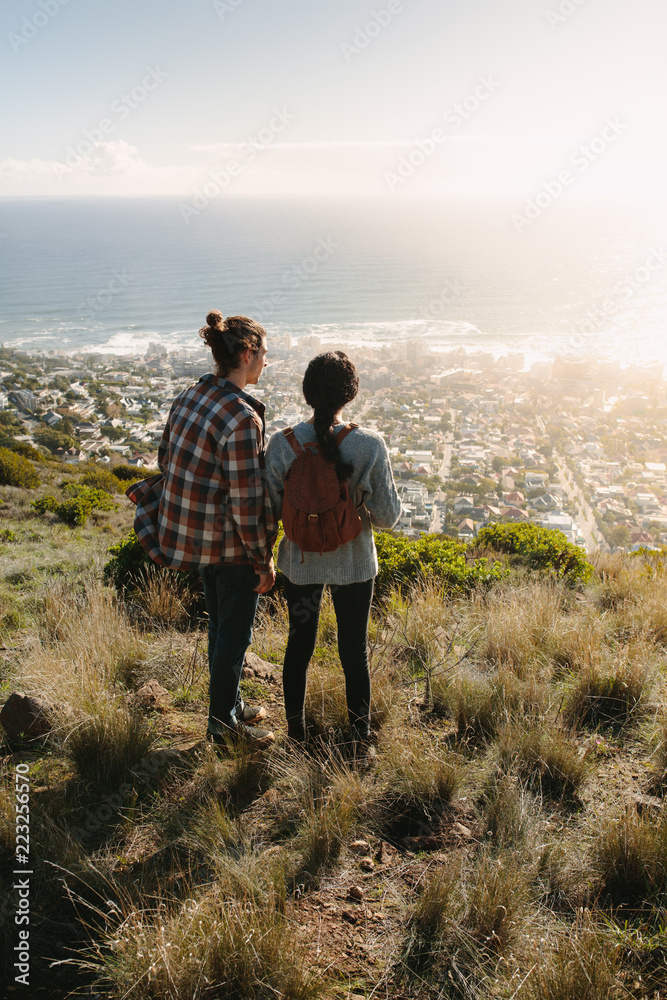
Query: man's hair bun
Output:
[[206, 310, 224, 329]]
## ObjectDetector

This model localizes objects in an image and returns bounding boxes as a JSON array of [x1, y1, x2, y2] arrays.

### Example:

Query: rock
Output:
[[360, 858, 375, 872], [348, 885, 364, 901], [452, 822, 472, 839], [341, 909, 358, 924], [133, 680, 172, 713], [0, 692, 57, 741], [242, 651, 277, 682], [349, 839, 371, 856]]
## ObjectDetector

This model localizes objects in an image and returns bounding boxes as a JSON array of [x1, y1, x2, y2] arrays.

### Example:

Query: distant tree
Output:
[[101, 424, 126, 442], [610, 525, 630, 548], [33, 427, 77, 453], [491, 456, 503, 473]]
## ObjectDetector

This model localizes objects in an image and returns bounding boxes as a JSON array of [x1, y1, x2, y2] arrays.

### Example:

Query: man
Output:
[[128, 312, 276, 747]]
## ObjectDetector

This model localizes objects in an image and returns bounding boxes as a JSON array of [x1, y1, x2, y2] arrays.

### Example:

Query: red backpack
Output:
[[281, 423, 363, 558]]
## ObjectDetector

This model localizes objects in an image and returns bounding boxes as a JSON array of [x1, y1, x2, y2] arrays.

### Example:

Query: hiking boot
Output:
[[236, 701, 267, 725], [206, 722, 275, 751]]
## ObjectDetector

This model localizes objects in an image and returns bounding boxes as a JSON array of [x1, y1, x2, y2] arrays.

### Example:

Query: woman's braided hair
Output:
[[199, 310, 266, 377], [302, 351, 359, 482]]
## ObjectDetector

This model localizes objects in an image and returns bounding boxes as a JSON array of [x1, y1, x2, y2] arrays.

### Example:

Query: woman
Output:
[[265, 351, 401, 754]]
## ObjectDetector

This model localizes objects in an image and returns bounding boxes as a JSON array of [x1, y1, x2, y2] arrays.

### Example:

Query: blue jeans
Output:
[[199, 563, 260, 733]]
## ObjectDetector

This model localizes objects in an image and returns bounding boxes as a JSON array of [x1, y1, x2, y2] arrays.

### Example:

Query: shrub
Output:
[[103, 531, 152, 592], [0, 435, 42, 460], [112, 463, 158, 482], [80, 466, 120, 494], [0, 447, 39, 488], [374, 530, 507, 597], [475, 522, 593, 585], [32, 484, 118, 526]]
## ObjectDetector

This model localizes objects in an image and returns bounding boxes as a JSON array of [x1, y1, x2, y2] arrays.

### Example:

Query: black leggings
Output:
[[282, 577, 374, 738]]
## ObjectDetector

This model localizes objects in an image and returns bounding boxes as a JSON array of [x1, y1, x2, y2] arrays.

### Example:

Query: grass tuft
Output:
[[64, 701, 159, 789], [593, 810, 667, 912], [499, 724, 588, 801]]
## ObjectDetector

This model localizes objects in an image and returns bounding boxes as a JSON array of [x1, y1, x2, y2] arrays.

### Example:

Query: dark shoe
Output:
[[236, 701, 268, 725], [207, 722, 275, 751], [287, 720, 306, 743]]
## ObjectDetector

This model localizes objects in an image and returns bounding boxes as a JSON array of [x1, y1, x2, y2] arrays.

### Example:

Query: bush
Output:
[[112, 463, 158, 482], [0, 446, 40, 488], [475, 523, 593, 585], [374, 531, 507, 597], [0, 435, 42, 461], [103, 531, 152, 592], [31, 484, 118, 526], [80, 466, 120, 494]]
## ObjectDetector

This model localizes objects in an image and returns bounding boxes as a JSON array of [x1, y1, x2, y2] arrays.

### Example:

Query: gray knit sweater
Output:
[[265, 422, 401, 585]]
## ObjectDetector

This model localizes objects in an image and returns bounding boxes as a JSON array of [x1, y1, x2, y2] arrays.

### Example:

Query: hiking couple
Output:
[[128, 311, 401, 755]]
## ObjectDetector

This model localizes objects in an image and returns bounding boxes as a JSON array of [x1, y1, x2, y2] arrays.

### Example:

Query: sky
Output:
[[1, 0, 666, 201]]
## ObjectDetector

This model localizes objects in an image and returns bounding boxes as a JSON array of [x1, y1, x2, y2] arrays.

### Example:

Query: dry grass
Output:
[[593, 809, 667, 912], [63, 699, 159, 789], [398, 850, 530, 989], [522, 910, 623, 1000], [433, 666, 549, 740], [133, 565, 197, 628], [498, 724, 589, 801], [563, 653, 653, 729], [481, 772, 537, 849], [4, 519, 667, 998], [372, 729, 462, 838], [478, 581, 564, 680], [88, 887, 322, 1000], [14, 578, 145, 710]]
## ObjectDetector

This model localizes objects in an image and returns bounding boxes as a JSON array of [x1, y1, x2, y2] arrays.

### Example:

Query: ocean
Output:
[[0, 196, 666, 368]]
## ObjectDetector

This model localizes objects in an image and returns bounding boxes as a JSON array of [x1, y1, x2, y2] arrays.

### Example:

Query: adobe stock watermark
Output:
[[52, 66, 168, 178], [8, 0, 73, 54], [384, 75, 501, 192], [340, 1, 405, 63], [79, 269, 134, 321], [213, 0, 248, 18], [512, 116, 628, 233], [545, 0, 590, 29], [418, 277, 462, 321], [569, 246, 667, 348], [251, 236, 338, 322], [179, 108, 296, 223]]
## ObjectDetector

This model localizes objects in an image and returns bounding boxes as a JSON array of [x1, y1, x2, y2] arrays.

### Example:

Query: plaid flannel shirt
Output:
[[127, 373, 276, 571]]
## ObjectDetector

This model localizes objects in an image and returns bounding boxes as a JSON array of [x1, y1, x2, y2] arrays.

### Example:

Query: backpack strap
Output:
[[283, 426, 306, 457], [334, 422, 358, 446]]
